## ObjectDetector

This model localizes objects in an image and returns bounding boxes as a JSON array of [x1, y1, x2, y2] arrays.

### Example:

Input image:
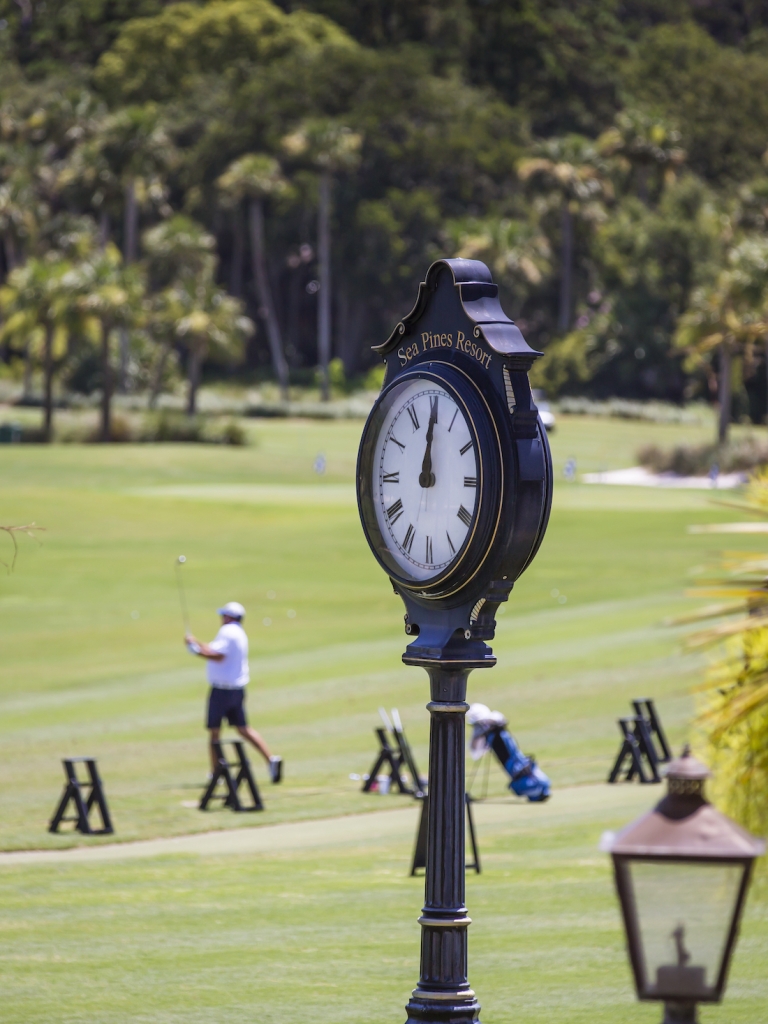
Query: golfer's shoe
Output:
[[269, 755, 283, 784]]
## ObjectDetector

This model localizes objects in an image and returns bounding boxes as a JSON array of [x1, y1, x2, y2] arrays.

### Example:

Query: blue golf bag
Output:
[[488, 728, 551, 802]]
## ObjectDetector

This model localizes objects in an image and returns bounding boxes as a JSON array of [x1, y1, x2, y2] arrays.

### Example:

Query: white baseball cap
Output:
[[217, 601, 245, 620]]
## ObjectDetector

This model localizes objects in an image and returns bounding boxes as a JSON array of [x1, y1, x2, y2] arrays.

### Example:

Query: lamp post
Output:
[[355, 259, 553, 1023], [603, 748, 765, 1024]]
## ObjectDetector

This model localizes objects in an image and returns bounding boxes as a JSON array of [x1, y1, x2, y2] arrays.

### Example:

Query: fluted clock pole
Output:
[[404, 655, 489, 1024]]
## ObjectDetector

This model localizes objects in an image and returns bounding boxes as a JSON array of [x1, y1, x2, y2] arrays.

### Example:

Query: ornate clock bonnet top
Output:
[[374, 258, 543, 370]]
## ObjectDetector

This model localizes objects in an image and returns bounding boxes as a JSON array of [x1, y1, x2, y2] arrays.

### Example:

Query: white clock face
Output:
[[373, 379, 479, 581]]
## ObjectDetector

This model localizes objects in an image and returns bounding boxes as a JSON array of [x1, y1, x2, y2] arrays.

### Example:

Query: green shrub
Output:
[[141, 412, 205, 443], [140, 412, 247, 445], [362, 363, 386, 392], [559, 397, 702, 424], [218, 418, 248, 446], [0, 422, 48, 443], [328, 357, 348, 392], [638, 436, 768, 475], [90, 415, 134, 443], [56, 412, 248, 445]]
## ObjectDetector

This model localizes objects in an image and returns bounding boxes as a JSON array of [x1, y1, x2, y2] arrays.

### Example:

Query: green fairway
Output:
[[0, 413, 757, 848], [1, 413, 766, 1023], [0, 792, 765, 1024]]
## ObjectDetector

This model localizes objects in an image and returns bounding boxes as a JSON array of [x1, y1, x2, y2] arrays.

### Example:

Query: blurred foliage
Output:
[[680, 470, 768, 837], [4, 1, 768, 416]]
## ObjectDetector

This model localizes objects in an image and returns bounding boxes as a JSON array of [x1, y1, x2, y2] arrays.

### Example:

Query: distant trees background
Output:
[[4, 0, 768, 419]]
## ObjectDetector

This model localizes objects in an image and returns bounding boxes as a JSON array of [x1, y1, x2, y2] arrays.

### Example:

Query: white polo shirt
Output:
[[207, 621, 250, 689]]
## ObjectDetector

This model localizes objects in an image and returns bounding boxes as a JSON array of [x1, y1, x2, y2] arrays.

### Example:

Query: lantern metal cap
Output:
[[604, 748, 765, 860]]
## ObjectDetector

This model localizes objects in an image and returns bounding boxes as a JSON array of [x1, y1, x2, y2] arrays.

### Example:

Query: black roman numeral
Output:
[[407, 405, 420, 432], [390, 435, 405, 451], [459, 440, 472, 456], [446, 532, 455, 554], [448, 410, 458, 432], [425, 536, 433, 563], [464, 476, 477, 488], [383, 471, 399, 484], [403, 524, 415, 553], [386, 498, 404, 525], [457, 505, 472, 527]]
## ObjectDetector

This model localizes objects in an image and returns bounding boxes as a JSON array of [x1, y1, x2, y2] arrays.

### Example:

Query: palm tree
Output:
[[0, 142, 54, 395], [676, 238, 768, 444], [144, 286, 185, 409], [172, 277, 254, 415], [518, 136, 610, 333], [283, 120, 362, 400], [217, 154, 290, 399], [598, 109, 685, 205], [59, 104, 174, 391], [0, 253, 80, 440], [0, 165, 40, 275], [68, 243, 146, 441], [60, 103, 173, 257], [0, 169, 43, 397], [446, 216, 551, 306], [142, 215, 217, 408]]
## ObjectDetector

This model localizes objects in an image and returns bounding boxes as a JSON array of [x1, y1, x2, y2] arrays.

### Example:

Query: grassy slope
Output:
[[0, 414, 766, 1023], [0, 415, 754, 848], [0, 795, 765, 1024]]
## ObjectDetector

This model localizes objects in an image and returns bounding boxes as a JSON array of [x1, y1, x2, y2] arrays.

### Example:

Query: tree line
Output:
[[4, 1, 768, 438]]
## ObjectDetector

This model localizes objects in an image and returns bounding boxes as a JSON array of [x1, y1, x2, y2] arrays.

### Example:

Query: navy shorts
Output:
[[207, 687, 247, 729]]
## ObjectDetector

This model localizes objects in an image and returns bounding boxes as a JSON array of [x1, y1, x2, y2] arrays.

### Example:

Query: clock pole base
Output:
[[405, 991, 481, 1024]]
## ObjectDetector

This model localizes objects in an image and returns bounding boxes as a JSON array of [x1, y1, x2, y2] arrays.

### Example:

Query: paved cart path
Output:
[[0, 783, 651, 865]]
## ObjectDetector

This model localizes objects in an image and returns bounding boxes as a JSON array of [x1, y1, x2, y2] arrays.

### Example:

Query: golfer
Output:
[[185, 601, 283, 783]]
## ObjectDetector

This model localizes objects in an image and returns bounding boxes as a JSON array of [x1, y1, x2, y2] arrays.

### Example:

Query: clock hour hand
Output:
[[418, 398, 438, 488]]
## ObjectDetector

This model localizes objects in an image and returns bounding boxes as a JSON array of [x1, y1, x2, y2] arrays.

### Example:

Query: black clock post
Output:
[[356, 259, 552, 1024], [402, 651, 490, 1024]]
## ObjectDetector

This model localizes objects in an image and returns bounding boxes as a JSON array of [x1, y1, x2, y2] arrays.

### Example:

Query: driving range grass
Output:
[[0, 415, 758, 848], [1, 414, 767, 1023], [0, 793, 766, 1024]]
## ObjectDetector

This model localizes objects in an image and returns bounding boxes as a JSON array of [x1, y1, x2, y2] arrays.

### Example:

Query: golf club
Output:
[[174, 555, 191, 635]]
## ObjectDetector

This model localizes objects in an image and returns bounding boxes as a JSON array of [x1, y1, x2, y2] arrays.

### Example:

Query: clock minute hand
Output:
[[418, 401, 438, 488]]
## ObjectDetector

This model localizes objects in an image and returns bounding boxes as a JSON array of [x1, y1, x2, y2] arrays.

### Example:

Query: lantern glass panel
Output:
[[629, 860, 743, 1000]]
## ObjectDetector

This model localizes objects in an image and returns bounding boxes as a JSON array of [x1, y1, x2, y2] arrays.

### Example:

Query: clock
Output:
[[373, 379, 479, 581], [357, 258, 552, 661], [360, 365, 503, 600]]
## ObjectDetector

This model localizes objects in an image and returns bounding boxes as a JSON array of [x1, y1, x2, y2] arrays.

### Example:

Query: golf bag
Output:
[[467, 704, 551, 802]]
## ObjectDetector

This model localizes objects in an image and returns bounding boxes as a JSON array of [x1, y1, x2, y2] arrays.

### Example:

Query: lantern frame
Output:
[[604, 749, 764, 1022], [612, 851, 755, 1004]]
